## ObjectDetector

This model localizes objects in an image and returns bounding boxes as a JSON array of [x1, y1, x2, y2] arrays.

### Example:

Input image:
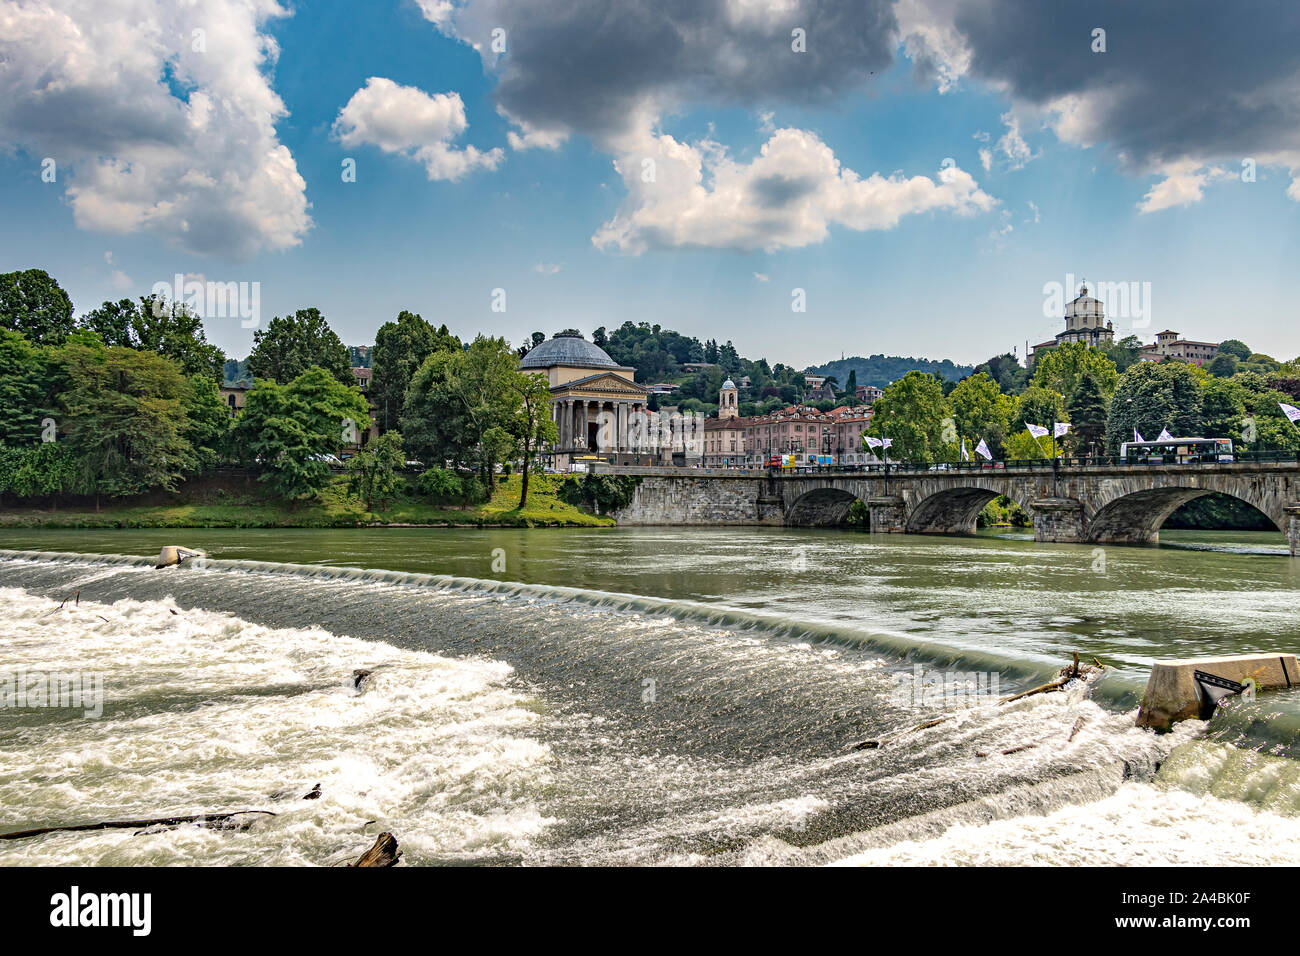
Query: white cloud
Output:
[[1136, 161, 1233, 213], [0, 0, 310, 260], [333, 77, 503, 181], [593, 124, 996, 254], [753, 272, 771, 282], [110, 269, 134, 291], [533, 262, 562, 275]]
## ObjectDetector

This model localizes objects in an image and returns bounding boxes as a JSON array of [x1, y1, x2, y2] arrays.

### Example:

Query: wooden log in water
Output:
[[0, 810, 276, 841], [352, 832, 401, 867]]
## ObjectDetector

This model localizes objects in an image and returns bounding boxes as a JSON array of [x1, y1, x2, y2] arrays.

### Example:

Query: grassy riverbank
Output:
[[0, 473, 614, 529]]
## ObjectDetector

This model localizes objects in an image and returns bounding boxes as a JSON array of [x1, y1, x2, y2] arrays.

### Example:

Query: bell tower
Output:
[[719, 378, 739, 420]]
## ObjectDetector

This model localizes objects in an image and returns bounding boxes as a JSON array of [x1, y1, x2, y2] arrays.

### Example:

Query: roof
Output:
[[520, 333, 622, 370]]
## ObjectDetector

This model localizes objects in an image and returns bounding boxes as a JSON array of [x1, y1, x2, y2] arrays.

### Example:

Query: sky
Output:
[[1, 0, 1298, 370]]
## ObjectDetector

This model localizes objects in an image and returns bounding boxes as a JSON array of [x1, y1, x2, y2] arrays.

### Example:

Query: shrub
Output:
[[558, 473, 640, 514], [417, 467, 462, 504]]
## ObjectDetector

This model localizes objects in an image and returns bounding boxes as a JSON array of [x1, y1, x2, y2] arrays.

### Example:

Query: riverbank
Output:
[[0, 473, 613, 529]]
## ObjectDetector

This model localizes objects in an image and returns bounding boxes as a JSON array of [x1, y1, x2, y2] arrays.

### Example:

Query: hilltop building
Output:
[[1028, 282, 1115, 368], [1139, 331, 1220, 367]]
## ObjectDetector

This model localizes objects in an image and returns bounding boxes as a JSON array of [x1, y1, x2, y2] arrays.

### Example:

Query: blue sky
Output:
[[2, 0, 1298, 369]]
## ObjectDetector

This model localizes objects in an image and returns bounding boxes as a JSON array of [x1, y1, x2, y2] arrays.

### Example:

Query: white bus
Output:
[[1119, 438, 1234, 464]]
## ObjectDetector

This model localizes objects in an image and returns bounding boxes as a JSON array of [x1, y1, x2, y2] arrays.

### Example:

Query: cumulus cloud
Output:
[[420, 0, 999, 252], [1136, 161, 1233, 213], [897, 0, 1300, 204], [333, 77, 503, 181], [0, 0, 310, 259], [593, 125, 994, 254]]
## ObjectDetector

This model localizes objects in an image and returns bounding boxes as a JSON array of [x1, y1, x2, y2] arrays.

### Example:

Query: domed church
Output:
[[1028, 281, 1115, 368], [519, 331, 650, 467]]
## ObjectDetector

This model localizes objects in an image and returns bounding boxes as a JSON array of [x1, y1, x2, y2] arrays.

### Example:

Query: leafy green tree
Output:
[[346, 429, 405, 511], [401, 336, 518, 486], [55, 338, 196, 499], [0, 269, 74, 344], [131, 296, 226, 382], [1105, 360, 1205, 452], [1200, 377, 1247, 443], [1067, 370, 1109, 455], [1217, 339, 1252, 362], [1207, 353, 1239, 378], [417, 467, 464, 505], [247, 308, 352, 386], [0, 329, 54, 444], [506, 370, 559, 508], [234, 366, 370, 500], [1099, 335, 1144, 373], [181, 374, 230, 473], [1015, 386, 1067, 432], [1030, 342, 1118, 401], [0, 442, 75, 498], [370, 311, 460, 431], [949, 372, 1014, 453], [868, 371, 951, 463], [974, 352, 1029, 393], [78, 298, 138, 347]]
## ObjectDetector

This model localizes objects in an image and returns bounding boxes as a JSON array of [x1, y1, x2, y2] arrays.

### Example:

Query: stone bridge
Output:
[[598, 462, 1300, 555]]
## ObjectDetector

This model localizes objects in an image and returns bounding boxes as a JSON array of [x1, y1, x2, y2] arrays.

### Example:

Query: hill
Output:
[[805, 354, 974, 387]]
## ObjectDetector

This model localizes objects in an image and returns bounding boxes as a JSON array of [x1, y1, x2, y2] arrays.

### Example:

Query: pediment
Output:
[[554, 372, 648, 396]]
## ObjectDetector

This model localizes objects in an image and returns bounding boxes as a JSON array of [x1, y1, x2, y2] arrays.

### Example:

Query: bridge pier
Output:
[[1288, 504, 1300, 557], [867, 495, 907, 533], [1031, 497, 1084, 544]]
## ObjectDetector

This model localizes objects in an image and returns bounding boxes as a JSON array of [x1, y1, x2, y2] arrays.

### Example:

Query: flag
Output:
[[961, 439, 970, 461], [864, 436, 883, 448], [1157, 427, 1173, 442], [881, 438, 893, 449], [1054, 422, 1071, 438], [1281, 402, 1300, 424], [975, 439, 992, 461], [1134, 428, 1145, 443], [1026, 424, 1049, 439]]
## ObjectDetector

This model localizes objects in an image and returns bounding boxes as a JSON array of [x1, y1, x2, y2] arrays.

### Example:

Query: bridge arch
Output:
[[905, 485, 1031, 535], [1087, 483, 1287, 545], [784, 487, 863, 527]]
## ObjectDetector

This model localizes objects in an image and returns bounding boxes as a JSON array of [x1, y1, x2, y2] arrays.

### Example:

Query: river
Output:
[[2, 526, 1299, 865]]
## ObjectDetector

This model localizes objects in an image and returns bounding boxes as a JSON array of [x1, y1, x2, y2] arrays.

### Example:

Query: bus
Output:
[[1118, 438, 1234, 464]]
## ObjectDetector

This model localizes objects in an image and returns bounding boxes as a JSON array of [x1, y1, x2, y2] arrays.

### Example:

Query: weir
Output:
[[1137, 654, 1300, 731], [597, 461, 1300, 554]]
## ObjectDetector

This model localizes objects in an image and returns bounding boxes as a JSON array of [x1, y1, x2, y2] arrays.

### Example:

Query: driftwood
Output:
[[351, 832, 401, 867], [1068, 716, 1086, 742], [352, 669, 373, 691], [850, 653, 1103, 751], [302, 784, 322, 800], [0, 810, 276, 841]]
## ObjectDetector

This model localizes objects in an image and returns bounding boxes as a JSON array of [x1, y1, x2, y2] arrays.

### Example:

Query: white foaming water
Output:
[[0, 587, 553, 865]]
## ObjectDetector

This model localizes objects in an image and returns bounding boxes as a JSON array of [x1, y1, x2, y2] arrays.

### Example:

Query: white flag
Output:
[[1054, 422, 1071, 438], [864, 436, 883, 448], [975, 439, 992, 461], [1134, 428, 1145, 443], [961, 439, 969, 461], [1157, 427, 1173, 442], [1280, 402, 1300, 424], [1026, 423, 1049, 439], [881, 438, 893, 449]]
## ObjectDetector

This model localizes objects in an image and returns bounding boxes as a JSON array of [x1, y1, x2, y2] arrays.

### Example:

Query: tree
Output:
[[55, 338, 196, 499], [130, 296, 226, 382], [1067, 370, 1109, 454], [233, 366, 370, 500], [181, 374, 230, 473], [401, 336, 518, 486], [0, 269, 74, 344], [247, 308, 352, 386], [1100, 335, 1144, 373], [949, 372, 1013, 453], [843, 368, 858, 399], [506, 370, 559, 508], [1200, 377, 1246, 442], [1015, 386, 1067, 432], [346, 430, 404, 511], [1105, 360, 1205, 452], [1207, 352, 1239, 378], [868, 371, 951, 462], [0, 329, 54, 444], [1217, 339, 1252, 362], [78, 298, 138, 348], [371, 311, 460, 432], [1030, 342, 1118, 401], [0, 442, 75, 499]]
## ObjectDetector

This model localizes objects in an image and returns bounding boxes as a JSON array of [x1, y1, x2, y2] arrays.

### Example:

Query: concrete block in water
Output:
[[1136, 653, 1299, 731]]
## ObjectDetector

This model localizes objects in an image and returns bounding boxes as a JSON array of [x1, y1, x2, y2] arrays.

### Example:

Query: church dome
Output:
[[722, 379, 736, 389], [520, 333, 620, 370], [1066, 283, 1104, 320]]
